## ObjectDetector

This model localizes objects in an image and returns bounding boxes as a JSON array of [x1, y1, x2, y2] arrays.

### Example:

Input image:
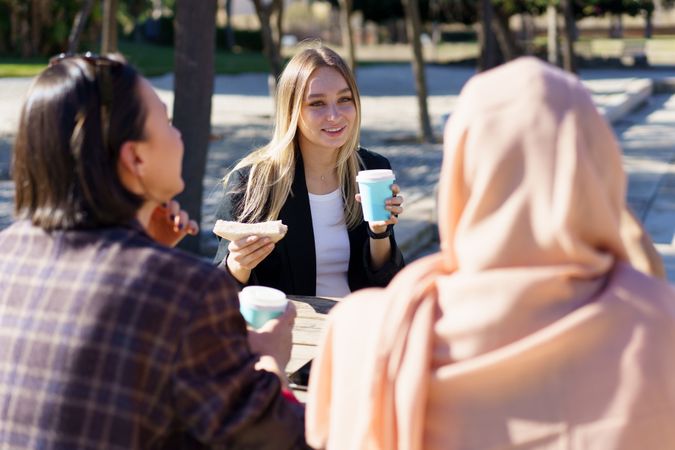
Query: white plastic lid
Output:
[[356, 169, 395, 183], [239, 286, 288, 311]]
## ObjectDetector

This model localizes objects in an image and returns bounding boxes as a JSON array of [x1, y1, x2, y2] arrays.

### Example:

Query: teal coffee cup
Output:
[[356, 169, 395, 222], [239, 286, 288, 328]]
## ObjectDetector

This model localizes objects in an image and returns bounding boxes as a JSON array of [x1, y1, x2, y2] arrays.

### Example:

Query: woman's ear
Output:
[[117, 141, 144, 194]]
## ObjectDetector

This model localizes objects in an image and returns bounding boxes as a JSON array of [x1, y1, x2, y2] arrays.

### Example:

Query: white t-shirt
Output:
[[308, 189, 351, 297]]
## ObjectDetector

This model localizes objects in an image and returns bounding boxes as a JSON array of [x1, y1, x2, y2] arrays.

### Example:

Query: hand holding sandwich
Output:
[[227, 235, 276, 284], [213, 220, 288, 284]]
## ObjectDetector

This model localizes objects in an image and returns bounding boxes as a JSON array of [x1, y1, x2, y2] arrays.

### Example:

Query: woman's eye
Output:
[[309, 101, 324, 107], [339, 97, 353, 103]]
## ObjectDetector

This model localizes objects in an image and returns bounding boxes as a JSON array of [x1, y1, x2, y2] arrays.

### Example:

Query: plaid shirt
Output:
[[0, 221, 307, 449]]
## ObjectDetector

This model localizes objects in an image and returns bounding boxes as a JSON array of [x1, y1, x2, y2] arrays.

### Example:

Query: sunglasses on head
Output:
[[49, 52, 123, 152]]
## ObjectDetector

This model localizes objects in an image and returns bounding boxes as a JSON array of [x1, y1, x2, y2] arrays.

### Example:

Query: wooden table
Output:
[[286, 295, 339, 400]]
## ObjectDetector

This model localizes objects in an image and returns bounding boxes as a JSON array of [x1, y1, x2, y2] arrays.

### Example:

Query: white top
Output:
[[308, 189, 351, 297]]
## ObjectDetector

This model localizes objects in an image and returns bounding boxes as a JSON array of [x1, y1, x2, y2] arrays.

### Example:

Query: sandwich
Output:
[[212, 220, 288, 243]]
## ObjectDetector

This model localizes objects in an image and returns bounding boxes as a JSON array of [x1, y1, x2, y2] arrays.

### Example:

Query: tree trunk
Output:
[[68, 0, 96, 53], [30, 0, 41, 56], [560, 0, 577, 73], [478, 0, 500, 71], [401, 0, 433, 143], [610, 14, 623, 39], [645, 11, 653, 39], [274, 0, 283, 49], [19, 4, 31, 57], [520, 13, 535, 55], [252, 0, 283, 96], [338, 0, 356, 72], [546, 2, 559, 66], [102, 0, 118, 53], [173, 0, 217, 254], [224, 0, 235, 50], [490, 6, 520, 61]]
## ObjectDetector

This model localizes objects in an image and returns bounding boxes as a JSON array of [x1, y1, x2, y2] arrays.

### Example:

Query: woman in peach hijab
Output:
[[306, 57, 675, 450]]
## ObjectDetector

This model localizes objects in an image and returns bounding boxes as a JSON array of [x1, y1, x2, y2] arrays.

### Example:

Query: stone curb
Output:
[[602, 78, 653, 124], [395, 195, 438, 262]]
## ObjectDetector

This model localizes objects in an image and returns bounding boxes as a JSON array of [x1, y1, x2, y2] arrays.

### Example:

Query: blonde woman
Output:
[[214, 46, 405, 296]]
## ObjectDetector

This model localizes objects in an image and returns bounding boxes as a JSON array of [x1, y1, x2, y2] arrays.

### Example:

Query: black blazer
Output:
[[213, 147, 404, 295]]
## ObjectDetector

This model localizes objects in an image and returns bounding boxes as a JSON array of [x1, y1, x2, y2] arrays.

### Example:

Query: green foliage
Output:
[[353, 0, 404, 22], [0, 0, 94, 55], [434, 0, 656, 21], [582, 0, 654, 16], [216, 29, 264, 52], [136, 16, 175, 46]]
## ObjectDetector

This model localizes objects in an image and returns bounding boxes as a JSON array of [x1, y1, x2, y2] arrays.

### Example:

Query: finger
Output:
[[229, 235, 260, 251], [234, 240, 275, 268], [186, 220, 199, 235], [174, 210, 189, 232], [387, 195, 404, 206], [387, 205, 404, 216], [167, 200, 180, 221], [355, 193, 362, 203], [390, 184, 401, 195], [246, 241, 275, 264], [368, 220, 389, 229], [278, 302, 297, 324]]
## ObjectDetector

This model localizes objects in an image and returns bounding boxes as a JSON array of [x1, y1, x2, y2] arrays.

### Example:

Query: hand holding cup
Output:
[[355, 169, 404, 234], [244, 290, 295, 370]]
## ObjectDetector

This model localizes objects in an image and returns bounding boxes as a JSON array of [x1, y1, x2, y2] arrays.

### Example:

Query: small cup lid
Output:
[[239, 286, 288, 310], [356, 169, 395, 182]]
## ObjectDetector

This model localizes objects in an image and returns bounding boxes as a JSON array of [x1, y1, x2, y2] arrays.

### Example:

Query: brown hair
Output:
[[13, 54, 146, 230]]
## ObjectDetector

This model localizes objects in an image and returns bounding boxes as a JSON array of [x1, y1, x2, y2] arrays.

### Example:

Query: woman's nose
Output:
[[327, 103, 338, 119]]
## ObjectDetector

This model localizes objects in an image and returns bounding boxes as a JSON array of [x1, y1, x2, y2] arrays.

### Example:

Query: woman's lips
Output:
[[322, 125, 347, 137]]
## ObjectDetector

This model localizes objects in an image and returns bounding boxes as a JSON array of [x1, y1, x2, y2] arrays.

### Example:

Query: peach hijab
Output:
[[306, 58, 675, 450]]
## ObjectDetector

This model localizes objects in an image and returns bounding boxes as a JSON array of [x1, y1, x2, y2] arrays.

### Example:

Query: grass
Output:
[[0, 56, 49, 77], [120, 41, 273, 76], [0, 41, 272, 78], [1, 36, 674, 78]]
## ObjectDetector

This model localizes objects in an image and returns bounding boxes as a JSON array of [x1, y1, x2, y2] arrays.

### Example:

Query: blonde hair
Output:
[[224, 45, 363, 229]]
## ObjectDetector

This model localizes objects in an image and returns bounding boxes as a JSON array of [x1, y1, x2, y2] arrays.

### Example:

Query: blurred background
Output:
[[2, 0, 675, 77], [1, 0, 675, 257]]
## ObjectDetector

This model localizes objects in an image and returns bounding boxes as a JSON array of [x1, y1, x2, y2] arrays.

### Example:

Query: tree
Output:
[[223, 0, 235, 50], [338, 0, 356, 72], [478, 0, 500, 70], [251, 0, 284, 95], [173, 0, 217, 254], [68, 0, 96, 53], [490, 7, 519, 60], [401, 0, 434, 142], [546, 2, 559, 65], [101, 0, 118, 53], [560, 0, 577, 73]]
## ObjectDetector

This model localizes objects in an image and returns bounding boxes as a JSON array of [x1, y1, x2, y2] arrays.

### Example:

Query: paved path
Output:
[[0, 64, 674, 279]]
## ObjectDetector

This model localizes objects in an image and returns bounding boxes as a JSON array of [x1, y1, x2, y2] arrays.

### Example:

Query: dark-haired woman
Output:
[[0, 53, 307, 449]]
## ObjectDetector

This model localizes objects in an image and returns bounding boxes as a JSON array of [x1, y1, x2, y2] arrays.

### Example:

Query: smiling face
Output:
[[297, 66, 357, 157]]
